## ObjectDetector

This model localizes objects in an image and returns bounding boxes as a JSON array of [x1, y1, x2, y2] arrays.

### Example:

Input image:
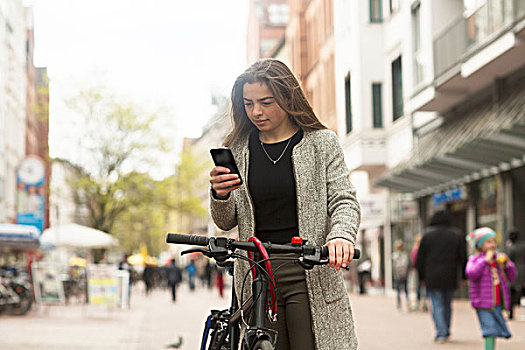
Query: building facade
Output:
[[375, 0, 525, 292], [0, 0, 28, 223], [25, 7, 50, 231], [247, 0, 289, 64], [286, 0, 339, 131], [0, 2, 49, 232], [331, 0, 525, 290]]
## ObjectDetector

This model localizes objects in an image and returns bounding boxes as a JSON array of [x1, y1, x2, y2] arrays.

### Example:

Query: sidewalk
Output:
[[0, 282, 524, 349], [351, 292, 525, 350], [0, 283, 230, 350]]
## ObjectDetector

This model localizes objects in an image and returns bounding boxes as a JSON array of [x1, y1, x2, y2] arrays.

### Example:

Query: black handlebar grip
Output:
[[321, 246, 360, 260], [166, 233, 210, 246]]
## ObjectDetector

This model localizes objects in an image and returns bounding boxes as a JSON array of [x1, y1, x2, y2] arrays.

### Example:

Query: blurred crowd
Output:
[[125, 255, 228, 302]]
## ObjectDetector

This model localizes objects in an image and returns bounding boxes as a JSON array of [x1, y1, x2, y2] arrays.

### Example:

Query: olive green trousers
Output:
[[266, 253, 315, 350]]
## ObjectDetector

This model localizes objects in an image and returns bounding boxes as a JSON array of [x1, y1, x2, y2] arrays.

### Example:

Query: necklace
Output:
[[260, 137, 292, 164]]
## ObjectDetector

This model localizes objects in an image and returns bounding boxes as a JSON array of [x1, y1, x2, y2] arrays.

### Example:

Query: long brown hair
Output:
[[223, 59, 326, 147]]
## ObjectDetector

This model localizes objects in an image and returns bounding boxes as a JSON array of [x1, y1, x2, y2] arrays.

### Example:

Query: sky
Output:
[[27, 0, 249, 177]]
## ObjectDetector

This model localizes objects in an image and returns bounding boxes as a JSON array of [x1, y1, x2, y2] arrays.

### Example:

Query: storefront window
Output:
[[476, 177, 499, 238]]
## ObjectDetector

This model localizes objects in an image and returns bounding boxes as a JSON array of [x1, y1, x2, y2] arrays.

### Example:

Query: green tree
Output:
[[163, 146, 211, 235], [61, 86, 172, 253], [61, 85, 212, 255], [111, 172, 170, 256]]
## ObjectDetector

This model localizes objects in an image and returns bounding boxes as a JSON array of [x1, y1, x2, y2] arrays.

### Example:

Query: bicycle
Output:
[[166, 233, 360, 350], [0, 267, 33, 316]]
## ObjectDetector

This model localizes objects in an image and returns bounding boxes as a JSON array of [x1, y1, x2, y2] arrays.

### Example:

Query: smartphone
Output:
[[210, 148, 243, 186]]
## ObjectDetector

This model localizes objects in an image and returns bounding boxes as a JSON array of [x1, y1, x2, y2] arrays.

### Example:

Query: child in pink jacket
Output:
[[466, 227, 517, 350]]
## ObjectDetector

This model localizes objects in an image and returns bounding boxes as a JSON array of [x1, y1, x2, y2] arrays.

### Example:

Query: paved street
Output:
[[352, 291, 525, 350], [0, 282, 524, 349]]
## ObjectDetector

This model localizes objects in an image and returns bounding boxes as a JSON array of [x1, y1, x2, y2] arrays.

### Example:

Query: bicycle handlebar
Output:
[[166, 233, 360, 260], [166, 233, 209, 246]]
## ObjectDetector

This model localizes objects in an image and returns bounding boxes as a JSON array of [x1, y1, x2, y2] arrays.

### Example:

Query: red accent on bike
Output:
[[291, 236, 302, 245], [246, 237, 277, 319]]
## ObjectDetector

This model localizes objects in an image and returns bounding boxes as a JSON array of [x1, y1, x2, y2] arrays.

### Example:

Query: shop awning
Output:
[[0, 224, 40, 250], [376, 85, 525, 197]]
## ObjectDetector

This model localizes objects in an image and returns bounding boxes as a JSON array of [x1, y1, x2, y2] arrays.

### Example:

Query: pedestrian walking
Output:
[[392, 240, 409, 310], [204, 260, 213, 289], [506, 230, 525, 320], [118, 254, 133, 306], [142, 263, 155, 296], [186, 259, 197, 291], [216, 266, 224, 298], [411, 234, 428, 312], [166, 258, 182, 302], [357, 259, 371, 295], [416, 209, 467, 343], [209, 58, 361, 350], [466, 227, 518, 350]]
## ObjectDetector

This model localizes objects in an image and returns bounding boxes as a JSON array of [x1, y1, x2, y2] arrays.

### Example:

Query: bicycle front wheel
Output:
[[252, 339, 273, 350]]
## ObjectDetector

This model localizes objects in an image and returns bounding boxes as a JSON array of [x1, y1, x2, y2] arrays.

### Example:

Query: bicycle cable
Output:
[[236, 255, 301, 326], [247, 237, 277, 319], [234, 253, 279, 327]]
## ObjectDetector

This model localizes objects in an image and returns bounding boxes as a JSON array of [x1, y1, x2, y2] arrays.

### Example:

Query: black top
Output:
[[248, 129, 303, 244], [416, 224, 467, 290]]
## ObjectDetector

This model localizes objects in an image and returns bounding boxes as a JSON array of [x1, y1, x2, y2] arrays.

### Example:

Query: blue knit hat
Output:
[[467, 227, 496, 249]]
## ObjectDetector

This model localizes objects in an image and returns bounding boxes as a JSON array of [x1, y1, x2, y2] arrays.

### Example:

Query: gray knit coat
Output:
[[210, 129, 361, 350]]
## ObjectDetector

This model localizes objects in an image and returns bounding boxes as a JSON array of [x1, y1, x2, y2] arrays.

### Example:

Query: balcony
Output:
[[411, 0, 525, 113], [341, 129, 387, 173]]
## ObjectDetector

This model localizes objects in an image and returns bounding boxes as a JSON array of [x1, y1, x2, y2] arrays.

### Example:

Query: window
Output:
[[412, 1, 424, 86], [254, 2, 264, 19], [372, 83, 383, 128], [267, 4, 289, 25], [370, 0, 383, 23], [345, 73, 353, 134], [391, 56, 404, 121], [390, 0, 400, 14], [260, 38, 278, 57]]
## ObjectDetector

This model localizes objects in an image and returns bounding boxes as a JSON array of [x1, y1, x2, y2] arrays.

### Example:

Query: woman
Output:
[[209, 59, 361, 350]]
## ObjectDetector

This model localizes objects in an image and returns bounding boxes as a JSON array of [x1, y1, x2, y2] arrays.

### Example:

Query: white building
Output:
[[377, 0, 525, 244], [49, 160, 79, 228], [334, 0, 525, 291], [0, 0, 28, 223]]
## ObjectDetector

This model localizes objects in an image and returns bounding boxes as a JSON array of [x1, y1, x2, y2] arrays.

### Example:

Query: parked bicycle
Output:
[[0, 266, 33, 316], [166, 233, 360, 350]]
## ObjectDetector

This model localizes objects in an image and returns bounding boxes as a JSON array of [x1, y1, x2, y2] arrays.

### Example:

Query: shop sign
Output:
[[16, 156, 46, 234], [87, 265, 118, 305], [360, 195, 386, 222], [391, 197, 418, 220], [400, 200, 418, 218], [432, 187, 464, 206], [32, 263, 65, 305]]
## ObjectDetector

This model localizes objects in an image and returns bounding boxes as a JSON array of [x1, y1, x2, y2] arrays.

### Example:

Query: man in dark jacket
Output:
[[166, 258, 182, 302], [416, 209, 467, 343]]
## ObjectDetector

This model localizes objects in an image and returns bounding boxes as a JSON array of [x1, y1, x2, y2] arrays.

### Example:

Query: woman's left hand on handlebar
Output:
[[325, 238, 354, 270]]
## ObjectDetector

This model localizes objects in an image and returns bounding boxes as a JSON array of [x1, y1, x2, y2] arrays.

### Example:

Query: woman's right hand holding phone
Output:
[[210, 166, 242, 199]]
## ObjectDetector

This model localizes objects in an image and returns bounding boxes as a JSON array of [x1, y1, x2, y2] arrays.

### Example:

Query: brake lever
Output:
[[301, 245, 351, 271], [297, 260, 314, 270], [181, 248, 212, 257], [319, 259, 351, 271]]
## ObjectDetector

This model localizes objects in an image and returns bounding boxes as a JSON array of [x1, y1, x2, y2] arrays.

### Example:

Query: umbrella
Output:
[[0, 224, 40, 250], [40, 223, 118, 249]]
